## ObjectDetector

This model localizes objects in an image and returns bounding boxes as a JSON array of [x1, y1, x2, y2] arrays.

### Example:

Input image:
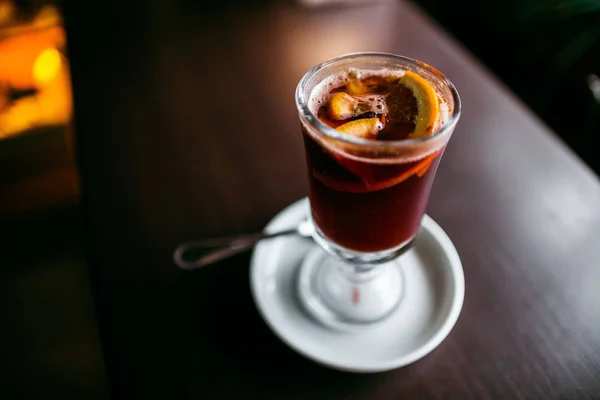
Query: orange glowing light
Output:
[[33, 48, 61, 85], [0, 26, 65, 88], [0, 5, 71, 139]]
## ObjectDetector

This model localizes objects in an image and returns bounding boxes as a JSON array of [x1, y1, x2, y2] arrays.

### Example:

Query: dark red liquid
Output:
[[302, 128, 443, 253], [302, 73, 446, 252]]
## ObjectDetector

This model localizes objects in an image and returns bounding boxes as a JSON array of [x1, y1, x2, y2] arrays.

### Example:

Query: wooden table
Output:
[[56, 0, 600, 398]]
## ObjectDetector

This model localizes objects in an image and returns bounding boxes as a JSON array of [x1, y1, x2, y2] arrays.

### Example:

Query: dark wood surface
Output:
[[0, 129, 106, 396], [32, 0, 600, 398]]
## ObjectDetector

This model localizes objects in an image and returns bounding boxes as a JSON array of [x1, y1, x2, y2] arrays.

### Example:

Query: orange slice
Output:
[[399, 70, 440, 138], [323, 117, 381, 182], [328, 92, 382, 121], [314, 150, 441, 193], [328, 92, 358, 120], [415, 158, 434, 177], [347, 75, 390, 96], [335, 117, 381, 139], [414, 150, 441, 177]]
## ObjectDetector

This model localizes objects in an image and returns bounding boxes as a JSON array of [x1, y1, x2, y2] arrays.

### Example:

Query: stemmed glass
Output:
[[295, 53, 461, 326]]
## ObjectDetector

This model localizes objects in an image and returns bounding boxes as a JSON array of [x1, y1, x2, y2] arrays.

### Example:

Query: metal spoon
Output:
[[173, 219, 314, 270]]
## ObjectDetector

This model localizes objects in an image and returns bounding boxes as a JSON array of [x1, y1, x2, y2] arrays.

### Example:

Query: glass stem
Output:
[[338, 262, 383, 284]]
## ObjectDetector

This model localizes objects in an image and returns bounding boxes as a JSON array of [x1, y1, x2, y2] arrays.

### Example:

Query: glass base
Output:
[[297, 247, 404, 329]]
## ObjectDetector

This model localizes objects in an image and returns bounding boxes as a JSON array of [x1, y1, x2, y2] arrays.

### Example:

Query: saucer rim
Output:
[[250, 197, 465, 373]]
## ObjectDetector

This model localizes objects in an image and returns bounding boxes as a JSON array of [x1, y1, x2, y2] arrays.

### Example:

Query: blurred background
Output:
[[0, 0, 76, 214], [0, 1, 107, 398], [415, 0, 600, 173], [0, 0, 598, 398]]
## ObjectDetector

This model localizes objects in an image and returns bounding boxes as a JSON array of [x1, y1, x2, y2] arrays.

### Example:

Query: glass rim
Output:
[[295, 52, 461, 148]]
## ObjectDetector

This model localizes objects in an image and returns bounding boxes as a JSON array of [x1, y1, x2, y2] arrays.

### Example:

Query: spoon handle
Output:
[[173, 228, 298, 270]]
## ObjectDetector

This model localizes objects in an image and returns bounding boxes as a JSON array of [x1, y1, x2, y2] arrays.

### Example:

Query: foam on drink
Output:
[[308, 67, 450, 140]]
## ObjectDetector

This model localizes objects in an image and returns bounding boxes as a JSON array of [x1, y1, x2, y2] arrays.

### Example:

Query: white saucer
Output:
[[249, 197, 465, 373]]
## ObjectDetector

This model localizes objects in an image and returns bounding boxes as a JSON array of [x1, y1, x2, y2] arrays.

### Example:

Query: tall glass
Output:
[[295, 53, 460, 326]]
